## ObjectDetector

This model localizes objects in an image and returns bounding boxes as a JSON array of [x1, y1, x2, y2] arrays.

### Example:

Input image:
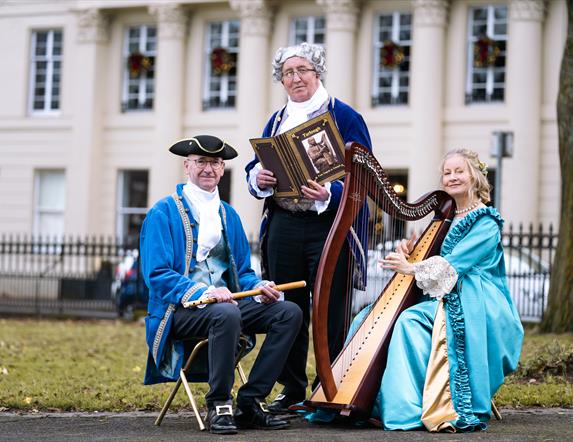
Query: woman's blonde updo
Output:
[[441, 148, 491, 204]]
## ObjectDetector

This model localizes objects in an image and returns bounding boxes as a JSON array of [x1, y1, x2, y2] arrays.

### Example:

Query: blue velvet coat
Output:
[[140, 184, 261, 385]]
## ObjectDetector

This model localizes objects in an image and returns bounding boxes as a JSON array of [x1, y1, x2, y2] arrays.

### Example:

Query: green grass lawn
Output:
[[0, 318, 571, 412]]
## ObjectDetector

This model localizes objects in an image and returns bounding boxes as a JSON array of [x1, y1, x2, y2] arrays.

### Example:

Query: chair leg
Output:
[[154, 378, 183, 426], [154, 338, 209, 428], [236, 361, 247, 385], [491, 400, 502, 421], [181, 369, 206, 431]]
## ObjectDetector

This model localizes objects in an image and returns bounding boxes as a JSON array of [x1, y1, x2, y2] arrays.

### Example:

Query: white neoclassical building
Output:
[[0, 0, 566, 243]]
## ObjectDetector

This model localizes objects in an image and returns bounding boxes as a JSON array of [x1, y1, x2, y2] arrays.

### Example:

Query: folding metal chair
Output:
[[492, 400, 502, 421], [154, 334, 251, 430]]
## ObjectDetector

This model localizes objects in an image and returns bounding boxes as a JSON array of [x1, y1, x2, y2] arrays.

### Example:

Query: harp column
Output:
[[504, 0, 545, 225], [230, 0, 273, 234], [68, 8, 110, 235], [148, 4, 189, 206], [409, 0, 450, 205], [317, 0, 359, 105]]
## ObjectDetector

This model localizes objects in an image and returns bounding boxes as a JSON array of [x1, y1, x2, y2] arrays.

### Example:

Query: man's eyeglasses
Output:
[[282, 67, 316, 80], [190, 159, 224, 170]]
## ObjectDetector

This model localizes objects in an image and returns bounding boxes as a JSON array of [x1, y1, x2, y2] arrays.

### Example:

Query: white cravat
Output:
[[183, 181, 222, 262], [280, 81, 329, 134]]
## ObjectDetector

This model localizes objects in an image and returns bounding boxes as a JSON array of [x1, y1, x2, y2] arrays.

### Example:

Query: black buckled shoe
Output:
[[206, 402, 237, 435], [234, 400, 290, 430], [267, 393, 304, 414]]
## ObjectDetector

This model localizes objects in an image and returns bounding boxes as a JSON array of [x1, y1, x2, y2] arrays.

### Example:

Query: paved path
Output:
[[1, 408, 572, 441]]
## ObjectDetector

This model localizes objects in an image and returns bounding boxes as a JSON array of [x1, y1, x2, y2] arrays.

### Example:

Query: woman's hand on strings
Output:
[[256, 169, 277, 190], [379, 251, 415, 275], [395, 232, 417, 258], [301, 180, 329, 202]]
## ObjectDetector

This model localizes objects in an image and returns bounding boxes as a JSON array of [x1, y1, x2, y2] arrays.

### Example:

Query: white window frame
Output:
[[33, 169, 66, 238], [465, 5, 507, 104], [372, 11, 412, 107], [121, 25, 156, 112], [28, 29, 63, 115], [116, 170, 148, 245], [289, 16, 326, 46], [202, 20, 240, 110]]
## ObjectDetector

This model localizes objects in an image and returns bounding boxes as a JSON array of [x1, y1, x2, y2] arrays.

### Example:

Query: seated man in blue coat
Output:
[[140, 135, 302, 435]]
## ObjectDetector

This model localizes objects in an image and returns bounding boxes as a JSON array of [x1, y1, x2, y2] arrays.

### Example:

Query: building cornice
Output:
[[413, 0, 450, 28], [317, 0, 359, 32]]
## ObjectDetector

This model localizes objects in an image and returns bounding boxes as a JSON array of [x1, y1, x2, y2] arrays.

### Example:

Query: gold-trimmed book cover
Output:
[[250, 111, 346, 198]]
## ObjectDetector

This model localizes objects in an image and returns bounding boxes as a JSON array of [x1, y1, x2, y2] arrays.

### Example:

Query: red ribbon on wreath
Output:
[[128, 52, 154, 78], [210, 47, 236, 75], [473, 36, 501, 68], [380, 40, 405, 69]]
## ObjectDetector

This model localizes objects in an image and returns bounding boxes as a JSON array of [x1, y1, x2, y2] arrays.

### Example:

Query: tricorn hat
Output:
[[169, 135, 238, 160]]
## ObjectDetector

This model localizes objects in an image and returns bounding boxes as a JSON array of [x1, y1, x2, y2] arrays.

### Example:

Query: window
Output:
[[34, 170, 66, 238], [29, 30, 63, 114], [117, 170, 148, 247], [465, 5, 507, 104], [203, 20, 240, 110], [290, 16, 326, 45], [122, 25, 156, 112], [372, 12, 412, 106]]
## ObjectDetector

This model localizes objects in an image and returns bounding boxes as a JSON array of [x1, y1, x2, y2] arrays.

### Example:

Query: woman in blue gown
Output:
[[375, 148, 523, 432]]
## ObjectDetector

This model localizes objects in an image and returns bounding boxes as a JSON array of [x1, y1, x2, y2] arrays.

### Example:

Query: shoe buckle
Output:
[[215, 404, 233, 416], [258, 401, 270, 413]]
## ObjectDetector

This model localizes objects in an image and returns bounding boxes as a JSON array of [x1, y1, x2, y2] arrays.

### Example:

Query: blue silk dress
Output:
[[375, 207, 524, 431]]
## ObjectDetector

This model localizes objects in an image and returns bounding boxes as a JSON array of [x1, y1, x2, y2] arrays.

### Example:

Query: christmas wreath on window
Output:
[[380, 40, 405, 69], [473, 36, 501, 68], [127, 52, 154, 78], [210, 47, 236, 75]]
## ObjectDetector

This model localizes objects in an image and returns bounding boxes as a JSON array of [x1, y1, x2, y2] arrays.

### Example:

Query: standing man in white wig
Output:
[[245, 42, 372, 413]]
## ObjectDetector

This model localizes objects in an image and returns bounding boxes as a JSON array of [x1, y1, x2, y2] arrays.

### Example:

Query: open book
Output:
[[250, 111, 346, 198]]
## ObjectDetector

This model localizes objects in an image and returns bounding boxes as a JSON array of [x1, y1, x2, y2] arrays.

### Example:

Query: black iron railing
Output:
[[502, 223, 557, 322], [0, 224, 558, 322], [0, 235, 136, 318]]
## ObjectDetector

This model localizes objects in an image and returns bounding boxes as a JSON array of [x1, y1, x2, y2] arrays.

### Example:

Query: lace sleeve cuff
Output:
[[412, 256, 457, 300]]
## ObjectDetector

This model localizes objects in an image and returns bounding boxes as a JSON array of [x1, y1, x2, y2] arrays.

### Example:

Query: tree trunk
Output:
[[541, 0, 573, 332]]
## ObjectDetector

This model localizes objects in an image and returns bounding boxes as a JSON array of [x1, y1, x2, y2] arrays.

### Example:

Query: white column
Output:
[[230, 0, 273, 235], [317, 0, 359, 104], [148, 4, 188, 205], [505, 0, 545, 225], [409, 0, 449, 203], [67, 9, 109, 235]]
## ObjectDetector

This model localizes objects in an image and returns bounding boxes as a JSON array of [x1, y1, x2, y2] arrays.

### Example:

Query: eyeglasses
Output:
[[282, 67, 316, 80], [190, 158, 224, 170]]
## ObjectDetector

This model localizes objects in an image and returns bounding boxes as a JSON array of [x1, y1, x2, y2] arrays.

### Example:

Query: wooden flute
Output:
[[183, 280, 306, 308]]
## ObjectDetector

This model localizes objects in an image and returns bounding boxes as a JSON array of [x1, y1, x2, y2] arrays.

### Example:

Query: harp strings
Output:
[[334, 157, 424, 385]]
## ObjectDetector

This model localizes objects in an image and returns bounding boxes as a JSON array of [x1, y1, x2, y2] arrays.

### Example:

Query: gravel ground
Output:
[[0, 408, 572, 441]]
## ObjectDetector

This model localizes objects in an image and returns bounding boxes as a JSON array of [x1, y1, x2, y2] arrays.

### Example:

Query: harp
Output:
[[305, 142, 455, 418]]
